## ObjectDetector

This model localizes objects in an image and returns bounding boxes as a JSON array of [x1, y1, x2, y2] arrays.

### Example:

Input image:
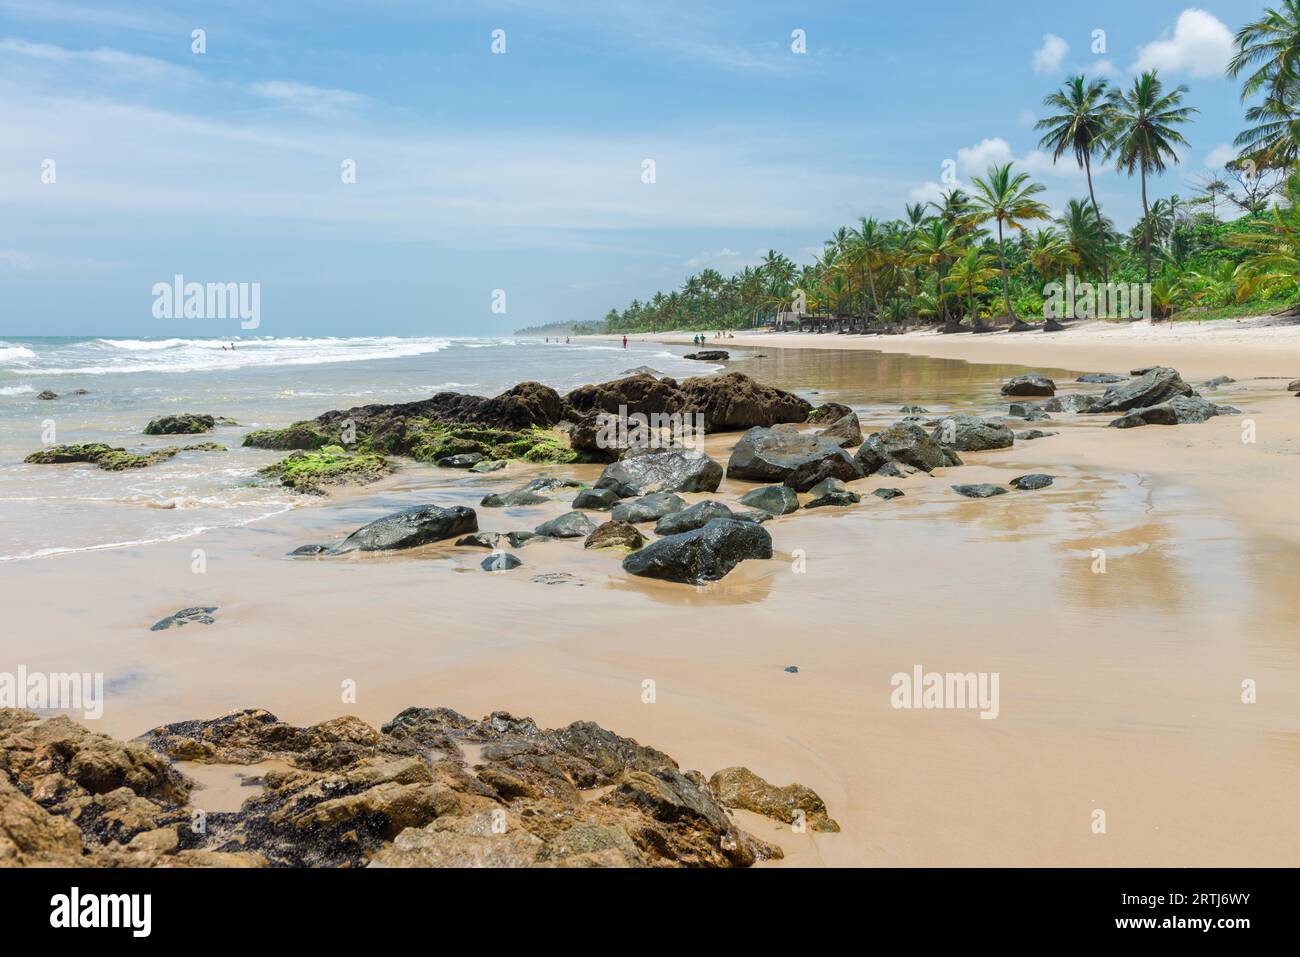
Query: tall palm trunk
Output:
[[1083, 150, 1109, 287], [1140, 160, 1152, 290], [993, 218, 1012, 332]]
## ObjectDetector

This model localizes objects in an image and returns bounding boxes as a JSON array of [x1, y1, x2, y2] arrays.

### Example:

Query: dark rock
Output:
[[1010, 474, 1054, 490], [521, 477, 583, 493], [784, 666, 798, 673], [435, 453, 483, 468], [1109, 395, 1240, 428], [709, 766, 839, 833], [654, 501, 733, 535], [455, 533, 500, 548], [677, 372, 811, 431], [899, 405, 929, 413], [1014, 429, 1057, 440], [150, 607, 218, 631], [931, 414, 1014, 452], [622, 519, 772, 584], [611, 492, 685, 524], [534, 512, 598, 538], [951, 484, 1008, 498], [816, 412, 863, 448], [505, 531, 537, 548], [1077, 373, 1127, 384], [480, 552, 523, 571], [1287, 379, 1300, 392], [1007, 403, 1050, 421], [872, 488, 905, 500], [683, 351, 729, 360], [565, 373, 683, 418], [737, 484, 799, 515], [480, 490, 550, 508], [806, 402, 852, 424], [1000, 374, 1056, 396], [584, 521, 645, 550], [1042, 394, 1098, 413], [855, 423, 961, 475], [333, 505, 478, 552], [727, 426, 862, 491], [730, 508, 774, 523], [470, 459, 508, 473], [805, 479, 861, 508], [1090, 367, 1194, 413], [596, 447, 722, 495], [143, 414, 216, 435], [592, 476, 640, 499], [572, 487, 620, 511], [289, 544, 331, 556], [37, 390, 58, 400], [1201, 376, 1235, 389]]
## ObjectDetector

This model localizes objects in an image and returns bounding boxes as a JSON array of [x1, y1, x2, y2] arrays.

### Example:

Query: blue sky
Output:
[[0, 0, 1264, 336]]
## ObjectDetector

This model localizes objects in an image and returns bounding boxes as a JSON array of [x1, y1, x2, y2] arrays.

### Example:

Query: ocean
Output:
[[0, 335, 725, 562]]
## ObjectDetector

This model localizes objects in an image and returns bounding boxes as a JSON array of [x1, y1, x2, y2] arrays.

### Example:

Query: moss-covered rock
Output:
[[25, 442, 224, 471], [259, 445, 392, 495], [404, 420, 588, 465], [143, 413, 216, 435], [242, 423, 333, 451]]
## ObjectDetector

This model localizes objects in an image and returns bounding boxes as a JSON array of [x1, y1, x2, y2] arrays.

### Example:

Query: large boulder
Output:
[[564, 373, 683, 417], [534, 512, 599, 538], [1000, 374, 1056, 396], [806, 402, 852, 424], [144, 413, 216, 435], [816, 412, 863, 449], [931, 414, 1014, 452], [678, 372, 811, 432], [331, 505, 478, 552], [1089, 367, 1194, 413], [737, 485, 800, 516], [622, 519, 773, 584], [708, 767, 839, 832], [595, 447, 722, 495], [854, 423, 961, 475], [1110, 395, 1241, 428], [726, 426, 863, 491]]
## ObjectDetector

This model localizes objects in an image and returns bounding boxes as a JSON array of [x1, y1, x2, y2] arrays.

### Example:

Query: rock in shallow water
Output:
[[815, 412, 863, 449], [654, 500, 734, 535], [622, 518, 773, 584], [534, 511, 598, 538], [931, 414, 1014, 452], [480, 489, 550, 508], [1109, 395, 1240, 428], [951, 484, 1008, 498], [872, 487, 905, 500], [596, 446, 723, 495], [737, 484, 799, 515], [1000, 374, 1056, 396], [144, 413, 216, 435], [1010, 474, 1054, 490], [1077, 373, 1127, 384], [855, 423, 961, 475], [150, 607, 218, 631], [1090, 366, 1193, 413], [331, 505, 478, 552], [727, 425, 863, 491], [480, 552, 523, 571], [611, 492, 685, 523], [584, 520, 645, 550]]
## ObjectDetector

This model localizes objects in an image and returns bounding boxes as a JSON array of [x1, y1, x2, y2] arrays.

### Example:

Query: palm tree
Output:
[[1234, 89, 1300, 170], [1227, 172, 1300, 308], [1036, 75, 1115, 283], [1106, 71, 1197, 286], [967, 162, 1051, 329], [1228, 1, 1300, 102], [943, 250, 1001, 329], [852, 216, 886, 321], [911, 220, 965, 332], [1057, 198, 1112, 276]]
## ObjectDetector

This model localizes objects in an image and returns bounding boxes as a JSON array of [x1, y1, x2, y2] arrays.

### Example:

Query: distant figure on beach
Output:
[[565, 337, 570, 343], [622, 335, 627, 349]]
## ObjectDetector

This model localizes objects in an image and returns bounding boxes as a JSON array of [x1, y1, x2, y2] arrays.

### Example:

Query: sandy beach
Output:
[[5, 328, 1299, 867]]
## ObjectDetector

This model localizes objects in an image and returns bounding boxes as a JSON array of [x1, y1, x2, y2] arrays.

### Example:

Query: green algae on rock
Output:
[[258, 445, 392, 495], [25, 443, 224, 471], [143, 413, 217, 435]]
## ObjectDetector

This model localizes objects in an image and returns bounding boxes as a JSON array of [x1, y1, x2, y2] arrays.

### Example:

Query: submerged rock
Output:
[[1110, 395, 1240, 428], [480, 489, 550, 508], [144, 414, 217, 435], [611, 492, 685, 524], [727, 426, 862, 491], [1007, 403, 1050, 421], [855, 423, 961, 475], [37, 390, 58, 400], [1010, 473, 1054, 490], [331, 505, 478, 552], [951, 484, 1008, 498], [737, 484, 799, 516], [470, 459, 508, 473], [1201, 376, 1235, 389], [1000, 374, 1056, 396], [931, 414, 1014, 452], [1014, 429, 1057, 441], [804, 477, 861, 508], [622, 518, 773, 584], [150, 607, 218, 631], [480, 552, 523, 571], [683, 350, 729, 360], [584, 521, 645, 550]]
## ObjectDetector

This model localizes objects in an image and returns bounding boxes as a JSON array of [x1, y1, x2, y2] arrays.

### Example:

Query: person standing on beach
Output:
[[622, 335, 627, 348]]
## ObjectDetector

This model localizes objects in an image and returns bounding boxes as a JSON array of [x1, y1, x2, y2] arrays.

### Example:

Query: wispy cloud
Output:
[[1131, 8, 1236, 78]]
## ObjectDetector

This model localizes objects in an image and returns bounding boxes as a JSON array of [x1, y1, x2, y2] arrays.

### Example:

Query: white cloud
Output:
[[1086, 59, 1116, 77], [249, 81, 368, 115], [1205, 143, 1238, 168], [1033, 34, 1069, 74], [0, 249, 34, 270], [956, 137, 1014, 176], [684, 247, 742, 269], [1132, 9, 1236, 78]]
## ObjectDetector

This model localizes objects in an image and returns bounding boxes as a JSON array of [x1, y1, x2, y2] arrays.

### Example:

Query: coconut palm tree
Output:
[[1228, 1, 1300, 102], [1056, 198, 1113, 277], [1106, 71, 1197, 285], [943, 250, 1001, 329], [1227, 172, 1300, 307], [852, 216, 886, 321], [1234, 89, 1300, 170], [966, 162, 1051, 328], [1036, 75, 1115, 283], [911, 220, 965, 332]]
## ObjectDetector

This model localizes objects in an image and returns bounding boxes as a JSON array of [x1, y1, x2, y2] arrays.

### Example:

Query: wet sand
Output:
[[4, 344, 1299, 866]]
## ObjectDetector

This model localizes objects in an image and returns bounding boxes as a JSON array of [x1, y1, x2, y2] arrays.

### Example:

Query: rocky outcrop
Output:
[[683, 351, 729, 360], [144, 414, 216, 435], [727, 426, 863, 491], [1000, 374, 1056, 396], [0, 706, 825, 867], [24, 443, 222, 471], [622, 518, 773, 584], [259, 446, 391, 495], [1089, 366, 1194, 413], [931, 415, 1014, 452], [678, 372, 811, 432], [1109, 395, 1241, 428], [854, 423, 961, 475], [596, 447, 723, 495], [150, 607, 218, 631], [708, 766, 840, 832]]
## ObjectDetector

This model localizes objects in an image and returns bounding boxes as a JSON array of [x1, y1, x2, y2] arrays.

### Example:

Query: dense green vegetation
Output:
[[585, 4, 1300, 335]]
